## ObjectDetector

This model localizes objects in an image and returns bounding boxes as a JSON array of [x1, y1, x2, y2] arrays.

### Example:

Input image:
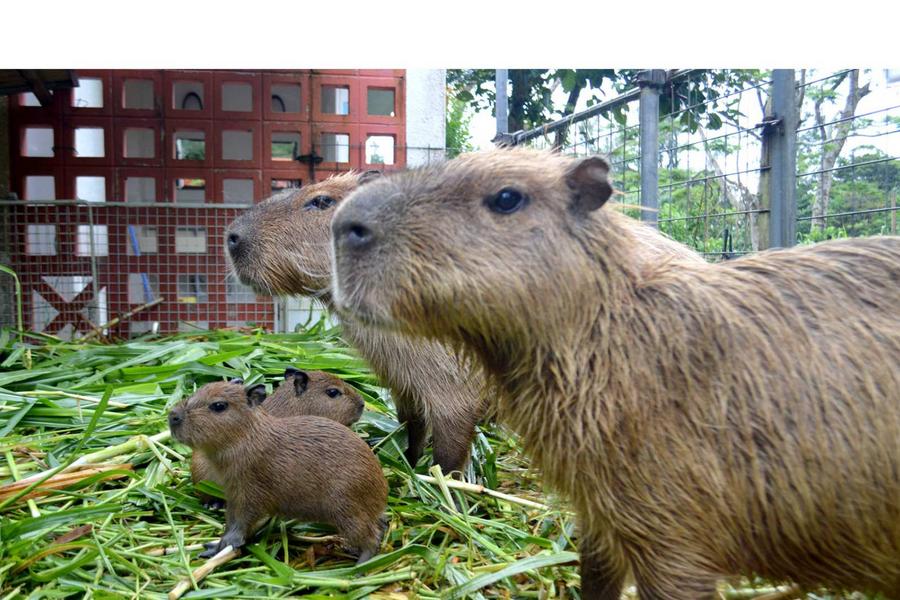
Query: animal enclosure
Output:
[[504, 69, 898, 259]]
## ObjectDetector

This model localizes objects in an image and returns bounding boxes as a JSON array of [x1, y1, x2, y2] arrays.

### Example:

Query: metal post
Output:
[[86, 204, 102, 328], [891, 189, 896, 235], [495, 69, 509, 137], [768, 69, 797, 248], [638, 70, 666, 227]]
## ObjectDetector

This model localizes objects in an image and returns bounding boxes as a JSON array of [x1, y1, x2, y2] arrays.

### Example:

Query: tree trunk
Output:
[[508, 70, 532, 133], [552, 83, 584, 150], [811, 70, 870, 232]]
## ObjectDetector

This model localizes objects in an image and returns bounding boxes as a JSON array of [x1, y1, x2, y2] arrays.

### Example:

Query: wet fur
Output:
[[191, 373, 364, 501], [226, 171, 701, 473], [173, 382, 387, 563], [330, 148, 900, 598], [226, 174, 487, 471]]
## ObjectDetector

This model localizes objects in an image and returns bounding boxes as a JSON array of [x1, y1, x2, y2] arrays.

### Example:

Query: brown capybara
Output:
[[169, 381, 388, 563], [191, 371, 365, 506], [224, 170, 703, 474], [329, 148, 900, 598], [272, 368, 365, 426]]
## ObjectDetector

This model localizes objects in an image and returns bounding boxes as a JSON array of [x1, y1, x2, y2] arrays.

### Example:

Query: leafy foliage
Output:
[[445, 94, 475, 158], [0, 325, 582, 598]]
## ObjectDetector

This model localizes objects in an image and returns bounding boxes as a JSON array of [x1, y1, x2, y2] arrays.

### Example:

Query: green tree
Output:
[[446, 94, 475, 158], [447, 69, 764, 146]]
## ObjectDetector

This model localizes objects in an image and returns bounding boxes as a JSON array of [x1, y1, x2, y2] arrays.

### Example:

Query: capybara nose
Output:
[[226, 232, 244, 259], [336, 222, 376, 252], [168, 409, 183, 428]]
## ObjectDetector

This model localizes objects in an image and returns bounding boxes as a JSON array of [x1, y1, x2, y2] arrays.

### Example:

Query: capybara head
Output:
[[331, 148, 621, 341], [225, 171, 382, 297], [168, 380, 267, 449], [265, 367, 365, 426]]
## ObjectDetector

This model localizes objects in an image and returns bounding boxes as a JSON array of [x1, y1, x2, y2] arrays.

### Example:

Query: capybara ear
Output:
[[565, 156, 613, 213], [358, 170, 383, 186], [293, 370, 309, 395], [229, 377, 244, 385], [283, 367, 299, 380], [246, 384, 267, 407]]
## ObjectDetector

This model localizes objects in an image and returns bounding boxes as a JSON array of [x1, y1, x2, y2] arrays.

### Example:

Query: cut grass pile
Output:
[[0, 323, 582, 599], [0, 323, 848, 599]]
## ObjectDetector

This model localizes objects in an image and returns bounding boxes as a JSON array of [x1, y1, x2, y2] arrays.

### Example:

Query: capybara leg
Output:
[[632, 563, 717, 600], [343, 517, 384, 566], [430, 410, 479, 475], [396, 395, 427, 467], [200, 503, 257, 558], [192, 453, 226, 509], [578, 540, 627, 600], [355, 547, 376, 566]]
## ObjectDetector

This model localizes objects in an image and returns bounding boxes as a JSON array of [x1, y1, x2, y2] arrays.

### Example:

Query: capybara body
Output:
[[171, 381, 387, 563], [329, 148, 900, 598], [191, 371, 364, 502], [225, 170, 703, 473]]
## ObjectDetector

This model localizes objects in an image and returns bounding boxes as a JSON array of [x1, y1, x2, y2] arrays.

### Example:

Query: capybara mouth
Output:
[[230, 263, 316, 299], [169, 426, 188, 445]]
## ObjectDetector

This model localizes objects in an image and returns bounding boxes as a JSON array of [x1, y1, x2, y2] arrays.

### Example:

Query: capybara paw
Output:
[[354, 548, 376, 566], [202, 498, 225, 510], [219, 531, 246, 551], [199, 540, 221, 558]]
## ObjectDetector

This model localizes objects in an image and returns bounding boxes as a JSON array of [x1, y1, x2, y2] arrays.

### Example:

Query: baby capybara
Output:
[[273, 368, 365, 426], [224, 170, 703, 474], [170, 381, 388, 563], [330, 148, 900, 598], [191, 371, 365, 505]]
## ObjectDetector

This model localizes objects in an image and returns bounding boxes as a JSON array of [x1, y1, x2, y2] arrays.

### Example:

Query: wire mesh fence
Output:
[[512, 69, 899, 260], [0, 145, 450, 339], [1, 199, 273, 339], [3, 70, 898, 338]]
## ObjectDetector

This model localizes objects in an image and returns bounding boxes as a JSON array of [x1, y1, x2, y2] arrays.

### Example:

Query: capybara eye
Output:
[[486, 188, 527, 214], [303, 195, 336, 211], [325, 388, 342, 398], [209, 401, 228, 413]]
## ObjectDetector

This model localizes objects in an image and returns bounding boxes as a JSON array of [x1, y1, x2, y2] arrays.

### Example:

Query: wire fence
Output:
[[510, 69, 899, 260], [3, 71, 898, 338], [0, 145, 449, 339]]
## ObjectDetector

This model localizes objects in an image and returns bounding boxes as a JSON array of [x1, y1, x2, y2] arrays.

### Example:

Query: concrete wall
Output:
[[405, 69, 446, 166]]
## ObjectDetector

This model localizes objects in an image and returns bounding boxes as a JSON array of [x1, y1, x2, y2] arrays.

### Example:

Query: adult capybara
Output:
[[329, 148, 900, 598], [191, 371, 365, 506], [224, 169, 703, 474], [170, 381, 388, 564]]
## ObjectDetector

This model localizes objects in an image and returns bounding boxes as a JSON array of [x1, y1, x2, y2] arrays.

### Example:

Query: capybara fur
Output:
[[273, 368, 365, 426], [170, 381, 388, 563], [225, 170, 702, 474], [329, 148, 900, 598], [191, 371, 365, 505]]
